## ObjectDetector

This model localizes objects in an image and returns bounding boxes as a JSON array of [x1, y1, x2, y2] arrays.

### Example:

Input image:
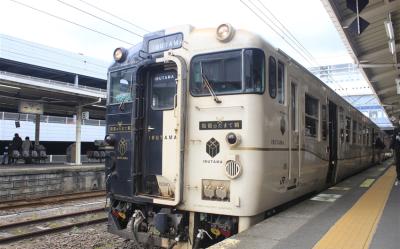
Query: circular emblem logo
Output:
[[118, 138, 128, 156]]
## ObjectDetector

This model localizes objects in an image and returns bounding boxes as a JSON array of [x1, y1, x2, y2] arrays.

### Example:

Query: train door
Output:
[[136, 54, 186, 205], [371, 128, 375, 164], [142, 67, 177, 194], [289, 81, 300, 186], [327, 101, 338, 184]]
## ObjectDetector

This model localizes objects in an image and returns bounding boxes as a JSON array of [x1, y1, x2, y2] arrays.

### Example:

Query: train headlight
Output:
[[113, 47, 127, 62], [226, 132, 240, 147], [105, 134, 116, 146], [216, 23, 235, 42]]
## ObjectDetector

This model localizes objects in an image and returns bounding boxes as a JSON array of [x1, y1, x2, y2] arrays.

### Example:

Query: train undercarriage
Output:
[[108, 199, 238, 249]]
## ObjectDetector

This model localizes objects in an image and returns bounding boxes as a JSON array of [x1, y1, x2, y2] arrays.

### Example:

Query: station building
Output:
[[0, 34, 109, 159], [309, 63, 393, 130]]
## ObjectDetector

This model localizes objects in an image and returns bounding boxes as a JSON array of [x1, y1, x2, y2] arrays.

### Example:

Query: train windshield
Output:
[[190, 49, 264, 96], [109, 69, 134, 104]]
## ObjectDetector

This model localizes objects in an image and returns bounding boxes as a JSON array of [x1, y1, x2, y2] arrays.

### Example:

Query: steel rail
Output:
[[0, 209, 107, 244], [0, 191, 105, 210], [0, 207, 105, 230]]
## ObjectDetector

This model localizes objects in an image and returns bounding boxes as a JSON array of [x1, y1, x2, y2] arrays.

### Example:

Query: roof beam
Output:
[[377, 85, 396, 95], [359, 44, 400, 62], [381, 94, 400, 104], [386, 108, 400, 116], [371, 70, 398, 81], [343, 1, 400, 27]]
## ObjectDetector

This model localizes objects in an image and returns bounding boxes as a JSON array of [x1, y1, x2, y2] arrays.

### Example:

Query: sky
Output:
[[0, 0, 354, 67]]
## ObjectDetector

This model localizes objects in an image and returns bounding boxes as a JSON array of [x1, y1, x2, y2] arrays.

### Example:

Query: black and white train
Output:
[[104, 24, 388, 248]]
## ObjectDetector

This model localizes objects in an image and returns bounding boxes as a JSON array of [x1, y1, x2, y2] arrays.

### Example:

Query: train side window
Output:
[[190, 49, 264, 96], [358, 124, 362, 144], [244, 49, 265, 93], [305, 94, 319, 138], [321, 104, 327, 140], [345, 117, 351, 143], [362, 125, 366, 144], [151, 70, 177, 110], [366, 128, 370, 145], [268, 56, 277, 99], [291, 82, 297, 131], [277, 61, 285, 104], [339, 107, 344, 143], [352, 120, 357, 144]]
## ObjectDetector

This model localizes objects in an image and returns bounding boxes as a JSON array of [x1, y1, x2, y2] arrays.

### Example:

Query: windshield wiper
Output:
[[200, 63, 222, 104], [119, 84, 133, 111]]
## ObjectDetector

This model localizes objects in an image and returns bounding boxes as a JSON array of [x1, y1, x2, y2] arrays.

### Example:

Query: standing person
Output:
[[1, 144, 9, 165], [390, 126, 400, 186], [11, 133, 23, 152], [375, 136, 385, 164], [22, 136, 32, 164], [10, 133, 22, 164]]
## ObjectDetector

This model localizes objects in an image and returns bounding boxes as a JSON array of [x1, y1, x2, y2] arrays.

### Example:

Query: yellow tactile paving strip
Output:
[[312, 166, 396, 249]]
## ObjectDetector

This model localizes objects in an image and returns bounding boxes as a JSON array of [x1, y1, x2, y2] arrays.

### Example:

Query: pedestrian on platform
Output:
[[11, 133, 22, 151], [22, 136, 33, 164], [390, 126, 400, 186], [10, 133, 22, 164], [1, 145, 9, 165]]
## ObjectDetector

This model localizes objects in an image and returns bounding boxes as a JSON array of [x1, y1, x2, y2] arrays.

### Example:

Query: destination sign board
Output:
[[148, 33, 183, 53], [199, 120, 242, 130]]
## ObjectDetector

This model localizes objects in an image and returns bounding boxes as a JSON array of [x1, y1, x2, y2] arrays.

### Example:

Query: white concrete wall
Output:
[[0, 120, 105, 142]]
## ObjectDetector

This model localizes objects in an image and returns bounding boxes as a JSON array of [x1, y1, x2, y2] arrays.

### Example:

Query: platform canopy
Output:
[[321, 0, 399, 122], [0, 70, 106, 119]]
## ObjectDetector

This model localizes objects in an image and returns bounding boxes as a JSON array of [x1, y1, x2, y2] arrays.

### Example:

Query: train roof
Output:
[[108, 24, 381, 131]]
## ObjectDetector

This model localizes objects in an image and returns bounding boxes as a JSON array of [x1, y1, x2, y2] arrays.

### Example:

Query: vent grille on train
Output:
[[225, 160, 242, 179]]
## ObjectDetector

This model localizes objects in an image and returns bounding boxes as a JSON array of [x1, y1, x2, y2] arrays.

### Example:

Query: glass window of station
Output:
[[190, 49, 265, 96], [109, 69, 134, 104]]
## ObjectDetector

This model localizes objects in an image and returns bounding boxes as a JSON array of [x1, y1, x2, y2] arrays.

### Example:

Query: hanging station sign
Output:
[[18, 100, 44, 115]]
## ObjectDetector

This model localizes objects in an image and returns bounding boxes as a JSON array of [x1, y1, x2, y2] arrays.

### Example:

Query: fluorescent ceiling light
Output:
[[388, 39, 396, 55], [92, 104, 106, 108], [384, 20, 394, 40], [0, 84, 21, 90]]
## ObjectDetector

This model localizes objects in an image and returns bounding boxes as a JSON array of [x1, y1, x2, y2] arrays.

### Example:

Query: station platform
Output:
[[0, 163, 105, 201], [211, 159, 398, 249]]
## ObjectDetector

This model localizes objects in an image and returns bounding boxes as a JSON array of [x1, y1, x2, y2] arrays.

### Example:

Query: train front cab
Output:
[[105, 48, 190, 247]]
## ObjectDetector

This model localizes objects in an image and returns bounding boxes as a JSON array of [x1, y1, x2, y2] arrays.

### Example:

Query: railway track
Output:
[[0, 207, 107, 244], [0, 191, 106, 210]]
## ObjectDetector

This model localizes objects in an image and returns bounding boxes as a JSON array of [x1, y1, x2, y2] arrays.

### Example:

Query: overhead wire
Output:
[[249, 0, 316, 66], [76, 0, 150, 33], [240, 0, 315, 66], [56, 0, 144, 38], [241, 0, 350, 96], [254, 0, 316, 63], [9, 0, 134, 46]]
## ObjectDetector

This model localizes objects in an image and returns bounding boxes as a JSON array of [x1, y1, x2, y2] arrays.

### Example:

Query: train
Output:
[[104, 24, 389, 248]]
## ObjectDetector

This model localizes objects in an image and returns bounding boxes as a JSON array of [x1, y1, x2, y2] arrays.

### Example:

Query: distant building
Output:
[[309, 63, 393, 129], [0, 34, 109, 146], [309, 63, 372, 96], [343, 95, 393, 130]]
